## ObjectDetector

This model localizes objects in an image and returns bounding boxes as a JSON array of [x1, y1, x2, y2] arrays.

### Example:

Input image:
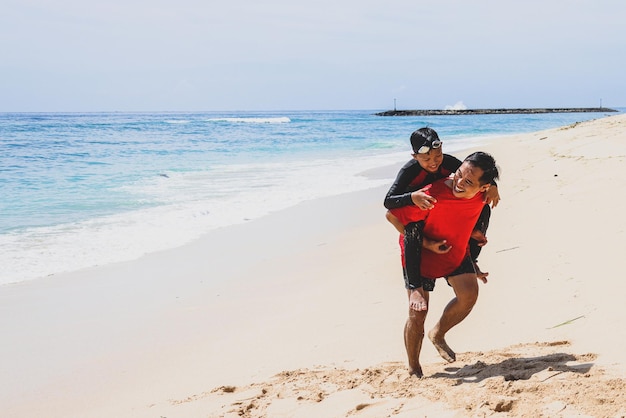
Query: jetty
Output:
[[374, 107, 617, 116]]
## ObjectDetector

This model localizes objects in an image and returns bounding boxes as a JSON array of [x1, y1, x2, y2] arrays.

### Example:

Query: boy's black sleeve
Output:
[[384, 160, 421, 209]]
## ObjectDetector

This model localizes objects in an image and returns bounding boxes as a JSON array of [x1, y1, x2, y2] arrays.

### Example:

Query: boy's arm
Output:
[[384, 161, 421, 209], [483, 184, 501, 208]]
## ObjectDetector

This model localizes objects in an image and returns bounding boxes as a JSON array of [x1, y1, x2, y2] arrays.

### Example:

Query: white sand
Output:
[[2, 113, 626, 417]]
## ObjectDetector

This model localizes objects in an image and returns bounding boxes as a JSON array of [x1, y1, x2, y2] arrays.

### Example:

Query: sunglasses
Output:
[[415, 139, 442, 154]]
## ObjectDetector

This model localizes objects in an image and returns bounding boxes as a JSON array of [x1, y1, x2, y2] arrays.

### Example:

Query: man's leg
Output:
[[428, 273, 479, 362], [404, 289, 429, 377]]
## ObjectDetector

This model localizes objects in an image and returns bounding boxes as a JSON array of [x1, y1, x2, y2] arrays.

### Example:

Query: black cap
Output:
[[410, 127, 441, 153]]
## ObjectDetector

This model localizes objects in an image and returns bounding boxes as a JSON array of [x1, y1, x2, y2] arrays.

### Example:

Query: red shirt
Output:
[[391, 179, 485, 279]]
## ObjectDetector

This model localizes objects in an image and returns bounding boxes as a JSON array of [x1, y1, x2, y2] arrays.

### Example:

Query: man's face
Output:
[[413, 147, 444, 173], [451, 161, 490, 199]]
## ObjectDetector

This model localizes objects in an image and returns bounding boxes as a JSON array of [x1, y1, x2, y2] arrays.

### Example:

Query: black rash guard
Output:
[[384, 154, 462, 209]]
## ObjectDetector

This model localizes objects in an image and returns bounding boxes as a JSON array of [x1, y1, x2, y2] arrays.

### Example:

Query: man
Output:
[[387, 151, 500, 377]]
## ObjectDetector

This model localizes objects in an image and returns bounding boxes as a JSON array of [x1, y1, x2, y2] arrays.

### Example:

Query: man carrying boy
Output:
[[387, 151, 500, 377], [384, 127, 500, 275]]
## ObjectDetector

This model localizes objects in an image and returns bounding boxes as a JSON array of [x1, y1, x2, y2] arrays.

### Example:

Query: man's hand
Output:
[[411, 190, 437, 210], [423, 238, 452, 254], [470, 230, 488, 247]]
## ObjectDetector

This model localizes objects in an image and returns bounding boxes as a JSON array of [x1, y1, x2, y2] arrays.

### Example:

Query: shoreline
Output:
[[3, 113, 626, 417], [375, 107, 617, 116]]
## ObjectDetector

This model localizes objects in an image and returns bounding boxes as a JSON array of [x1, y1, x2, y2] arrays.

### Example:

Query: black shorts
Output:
[[404, 254, 476, 292], [446, 254, 477, 278]]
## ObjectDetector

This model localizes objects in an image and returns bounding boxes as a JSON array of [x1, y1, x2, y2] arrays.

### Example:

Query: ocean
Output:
[[1, 109, 622, 285]]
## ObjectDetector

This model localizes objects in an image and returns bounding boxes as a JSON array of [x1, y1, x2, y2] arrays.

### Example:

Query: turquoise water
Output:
[[1, 109, 621, 284]]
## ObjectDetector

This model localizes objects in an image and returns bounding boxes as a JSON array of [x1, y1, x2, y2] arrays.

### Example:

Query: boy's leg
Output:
[[403, 221, 427, 290]]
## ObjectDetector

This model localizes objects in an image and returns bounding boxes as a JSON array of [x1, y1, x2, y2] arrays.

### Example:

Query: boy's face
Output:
[[451, 161, 490, 199], [412, 147, 444, 173]]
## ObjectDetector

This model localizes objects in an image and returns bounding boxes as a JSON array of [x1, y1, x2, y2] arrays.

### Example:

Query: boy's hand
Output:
[[483, 185, 500, 208], [410, 190, 437, 210]]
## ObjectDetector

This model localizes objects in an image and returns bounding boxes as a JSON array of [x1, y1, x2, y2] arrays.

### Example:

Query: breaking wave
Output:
[[207, 116, 291, 124]]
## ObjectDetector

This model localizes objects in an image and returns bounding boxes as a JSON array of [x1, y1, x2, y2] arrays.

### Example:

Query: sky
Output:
[[1, 0, 625, 112]]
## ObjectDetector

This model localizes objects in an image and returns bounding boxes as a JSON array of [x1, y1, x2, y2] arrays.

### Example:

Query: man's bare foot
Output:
[[428, 330, 456, 363], [408, 365, 423, 378]]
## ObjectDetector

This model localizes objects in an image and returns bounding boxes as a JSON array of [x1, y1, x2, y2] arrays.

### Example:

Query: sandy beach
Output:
[[2, 113, 626, 417]]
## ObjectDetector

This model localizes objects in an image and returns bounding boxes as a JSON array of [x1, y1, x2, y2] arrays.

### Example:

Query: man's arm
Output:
[[385, 211, 406, 234], [423, 237, 452, 254]]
